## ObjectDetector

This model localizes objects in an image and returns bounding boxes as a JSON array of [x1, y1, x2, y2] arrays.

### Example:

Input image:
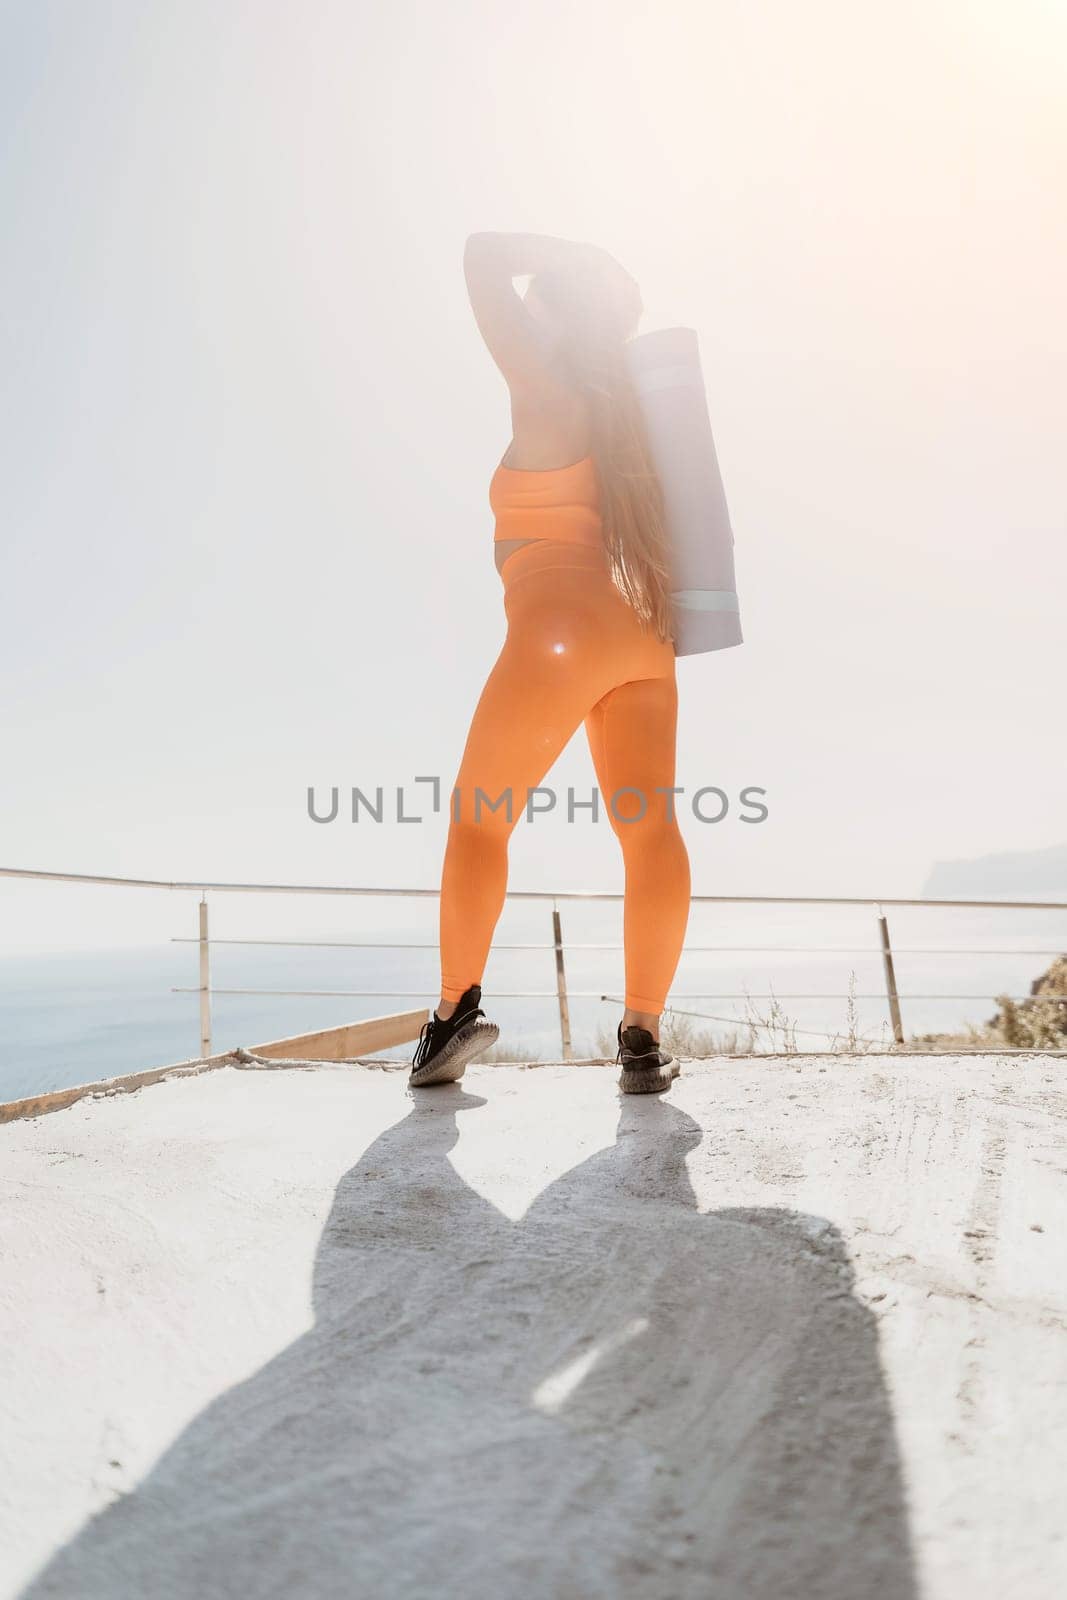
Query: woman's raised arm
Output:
[[463, 231, 618, 392]]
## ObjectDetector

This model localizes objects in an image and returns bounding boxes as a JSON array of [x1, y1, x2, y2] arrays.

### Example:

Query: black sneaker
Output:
[[616, 1022, 679, 1095], [409, 984, 499, 1087]]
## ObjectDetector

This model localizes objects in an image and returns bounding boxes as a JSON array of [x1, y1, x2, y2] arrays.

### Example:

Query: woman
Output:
[[411, 231, 691, 1094]]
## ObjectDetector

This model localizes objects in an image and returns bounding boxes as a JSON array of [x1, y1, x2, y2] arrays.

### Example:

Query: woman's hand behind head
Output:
[[531, 248, 643, 348]]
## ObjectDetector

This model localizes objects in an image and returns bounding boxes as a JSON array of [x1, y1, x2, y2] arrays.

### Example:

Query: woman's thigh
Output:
[[584, 673, 681, 828], [450, 622, 612, 829]]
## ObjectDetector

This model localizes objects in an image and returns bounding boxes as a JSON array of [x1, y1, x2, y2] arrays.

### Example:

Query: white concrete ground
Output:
[[1, 1056, 1065, 1600]]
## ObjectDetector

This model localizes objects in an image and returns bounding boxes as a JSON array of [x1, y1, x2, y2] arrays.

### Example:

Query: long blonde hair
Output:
[[530, 262, 674, 644]]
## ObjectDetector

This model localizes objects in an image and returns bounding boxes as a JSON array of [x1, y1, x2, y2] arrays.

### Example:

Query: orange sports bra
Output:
[[489, 454, 604, 548]]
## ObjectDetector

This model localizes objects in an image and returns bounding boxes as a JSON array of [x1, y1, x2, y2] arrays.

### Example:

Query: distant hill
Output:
[[921, 842, 1067, 901]]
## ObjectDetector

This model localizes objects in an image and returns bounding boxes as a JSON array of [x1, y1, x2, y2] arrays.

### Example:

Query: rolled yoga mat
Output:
[[624, 326, 743, 657]]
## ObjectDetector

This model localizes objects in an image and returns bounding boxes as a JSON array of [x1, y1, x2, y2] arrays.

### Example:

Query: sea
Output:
[[2, 899, 1064, 1105]]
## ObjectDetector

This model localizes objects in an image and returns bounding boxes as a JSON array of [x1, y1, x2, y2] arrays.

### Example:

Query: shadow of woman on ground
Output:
[[22, 1086, 918, 1600]]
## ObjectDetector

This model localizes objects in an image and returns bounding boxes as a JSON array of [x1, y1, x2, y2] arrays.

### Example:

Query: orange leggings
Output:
[[439, 540, 691, 1013]]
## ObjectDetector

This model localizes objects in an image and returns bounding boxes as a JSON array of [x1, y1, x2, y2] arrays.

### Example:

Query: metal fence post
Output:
[[198, 895, 212, 1058], [551, 904, 573, 1061], [876, 904, 904, 1045]]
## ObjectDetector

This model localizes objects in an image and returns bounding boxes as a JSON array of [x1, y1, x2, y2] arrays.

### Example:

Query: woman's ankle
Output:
[[622, 1007, 660, 1041], [436, 997, 458, 1020]]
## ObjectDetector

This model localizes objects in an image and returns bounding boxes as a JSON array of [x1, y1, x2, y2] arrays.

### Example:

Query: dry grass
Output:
[[416, 956, 1067, 1063], [909, 955, 1067, 1052]]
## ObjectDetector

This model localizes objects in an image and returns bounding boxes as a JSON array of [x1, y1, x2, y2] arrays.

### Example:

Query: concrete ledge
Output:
[[4, 1040, 1063, 1125], [0, 1010, 431, 1124], [0, 1051, 241, 1126]]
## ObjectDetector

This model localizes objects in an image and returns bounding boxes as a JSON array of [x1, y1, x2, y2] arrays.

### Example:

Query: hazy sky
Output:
[[2, 0, 1065, 953]]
